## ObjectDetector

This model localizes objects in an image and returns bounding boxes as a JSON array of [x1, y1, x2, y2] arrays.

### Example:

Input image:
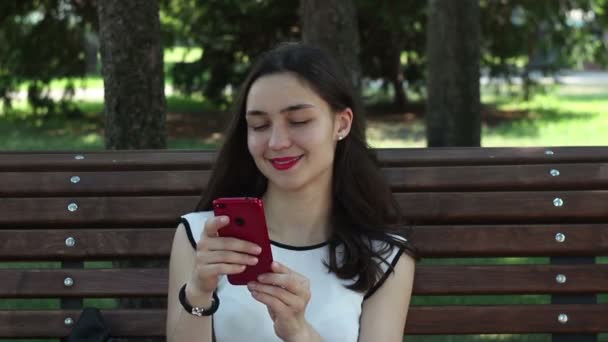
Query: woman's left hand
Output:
[[247, 261, 321, 342]]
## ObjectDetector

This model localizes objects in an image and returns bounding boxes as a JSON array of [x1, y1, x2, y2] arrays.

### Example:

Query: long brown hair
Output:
[[197, 42, 415, 293]]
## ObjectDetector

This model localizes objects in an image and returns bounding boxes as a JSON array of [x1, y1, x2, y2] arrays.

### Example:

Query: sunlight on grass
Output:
[[3, 94, 211, 117], [367, 119, 426, 148], [164, 46, 203, 63], [16, 77, 104, 92], [482, 85, 608, 147], [368, 84, 608, 148]]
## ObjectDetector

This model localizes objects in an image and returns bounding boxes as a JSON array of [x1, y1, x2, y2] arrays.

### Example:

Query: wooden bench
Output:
[[1, 147, 607, 341]]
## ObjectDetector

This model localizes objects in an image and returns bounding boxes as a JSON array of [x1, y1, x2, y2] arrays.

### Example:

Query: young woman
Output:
[[166, 42, 416, 342]]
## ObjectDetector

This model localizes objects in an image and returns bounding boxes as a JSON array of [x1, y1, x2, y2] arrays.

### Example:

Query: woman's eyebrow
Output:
[[246, 103, 315, 116]]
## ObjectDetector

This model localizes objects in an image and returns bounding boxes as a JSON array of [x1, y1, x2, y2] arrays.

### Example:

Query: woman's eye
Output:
[[252, 124, 269, 131], [291, 120, 310, 126]]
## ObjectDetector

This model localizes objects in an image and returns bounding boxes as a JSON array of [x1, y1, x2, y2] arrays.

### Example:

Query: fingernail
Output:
[[220, 216, 228, 223], [254, 246, 262, 254]]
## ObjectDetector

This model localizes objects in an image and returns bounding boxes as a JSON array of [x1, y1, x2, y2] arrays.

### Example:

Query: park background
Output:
[[1, 0, 607, 341]]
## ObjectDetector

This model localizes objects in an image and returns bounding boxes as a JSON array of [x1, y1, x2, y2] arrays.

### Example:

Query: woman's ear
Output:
[[335, 108, 353, 141]]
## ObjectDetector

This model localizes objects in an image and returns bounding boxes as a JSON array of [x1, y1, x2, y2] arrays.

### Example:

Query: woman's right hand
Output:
[[186, 215, 262, 303]]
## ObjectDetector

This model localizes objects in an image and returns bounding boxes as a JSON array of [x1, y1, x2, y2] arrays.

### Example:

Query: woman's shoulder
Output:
[[369, 233, 416, 267], [364, 233, 415, 299], [370, 233, 409, 253], [180, 211, 215, 249]]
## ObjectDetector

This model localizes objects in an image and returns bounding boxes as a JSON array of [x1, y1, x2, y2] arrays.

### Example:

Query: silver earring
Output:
[[338, 135, 343, 140]]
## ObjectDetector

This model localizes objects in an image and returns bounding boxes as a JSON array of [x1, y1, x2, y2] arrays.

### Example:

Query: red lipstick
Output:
[[269, 156, 302, 171]]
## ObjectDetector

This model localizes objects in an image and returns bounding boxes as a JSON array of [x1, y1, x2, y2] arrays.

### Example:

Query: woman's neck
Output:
[[263, 182, 333, 247]]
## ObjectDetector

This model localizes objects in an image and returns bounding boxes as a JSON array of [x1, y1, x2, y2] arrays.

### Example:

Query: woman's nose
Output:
[[268, 125, 292, 150]]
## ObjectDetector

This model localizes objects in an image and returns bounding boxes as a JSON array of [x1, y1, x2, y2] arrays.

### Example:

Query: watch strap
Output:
[[179, 284, 219, 316]]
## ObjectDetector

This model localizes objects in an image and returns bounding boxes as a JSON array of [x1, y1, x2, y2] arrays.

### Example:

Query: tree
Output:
[[480, 0, 608, 100], [98, 0, 166, 150], [357, 0, 426, 111], [299, 0, 364, 120], [0, 0, 94, 115], [161, 0, 299, 107], [426, 0, 481, 147], [97, 2, 166, 341]]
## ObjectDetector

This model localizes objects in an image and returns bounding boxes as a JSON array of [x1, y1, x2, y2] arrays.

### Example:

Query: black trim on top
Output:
[[181, 217, 197, 250], [270, 240, 329, 251], [363, 246, 405, 300]]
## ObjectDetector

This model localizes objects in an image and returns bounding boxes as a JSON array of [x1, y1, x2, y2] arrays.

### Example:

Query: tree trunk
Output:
[[98, 0, 166, 150], [299, 0, 365, 124], [97, 2, 166, 341], [426, 0, 481, 147]]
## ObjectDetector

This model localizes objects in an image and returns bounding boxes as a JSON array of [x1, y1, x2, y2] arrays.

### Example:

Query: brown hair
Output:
[[197, 42, 415, 293]]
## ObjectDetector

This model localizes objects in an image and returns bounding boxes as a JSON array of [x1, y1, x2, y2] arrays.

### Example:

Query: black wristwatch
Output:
[[179, 284, 220, 316]]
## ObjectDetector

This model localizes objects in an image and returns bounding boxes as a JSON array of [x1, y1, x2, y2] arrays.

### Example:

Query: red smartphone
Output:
[[212, 197, 274, 285]]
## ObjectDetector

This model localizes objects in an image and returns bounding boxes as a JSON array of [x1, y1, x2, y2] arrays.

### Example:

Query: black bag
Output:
[[66, 307, 112, 342]]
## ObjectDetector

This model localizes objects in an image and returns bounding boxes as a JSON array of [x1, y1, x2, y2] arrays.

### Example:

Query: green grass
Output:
[[164, 46, 203, 64], [0, 94, 219, 150], [481, 85, 608, 147], [368, 84, 608, 148]]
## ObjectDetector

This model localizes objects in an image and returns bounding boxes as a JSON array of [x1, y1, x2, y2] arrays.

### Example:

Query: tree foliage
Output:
[[357, 0, 426, 109], [0, 0, 96, 115], [160, 0, 300, 106], [480, 0, 608, 98], [1, 0, 607, 113]]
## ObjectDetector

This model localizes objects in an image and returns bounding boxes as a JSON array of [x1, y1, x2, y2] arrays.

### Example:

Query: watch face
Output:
[[192, 308, 204, 317]]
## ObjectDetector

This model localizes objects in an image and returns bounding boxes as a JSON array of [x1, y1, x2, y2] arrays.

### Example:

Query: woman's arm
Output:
[[166, 224, 214, 342], [358, 253, 416, 342]]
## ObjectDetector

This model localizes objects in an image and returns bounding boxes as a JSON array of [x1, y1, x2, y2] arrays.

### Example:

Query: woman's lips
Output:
[[269, 156, 302, 170]]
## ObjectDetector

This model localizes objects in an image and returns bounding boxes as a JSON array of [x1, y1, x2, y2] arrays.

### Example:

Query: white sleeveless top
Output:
[[181, 211, 407, 342]]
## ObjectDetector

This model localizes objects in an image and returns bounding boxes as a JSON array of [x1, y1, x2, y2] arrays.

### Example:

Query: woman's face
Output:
[[245, 72, 352, 193]]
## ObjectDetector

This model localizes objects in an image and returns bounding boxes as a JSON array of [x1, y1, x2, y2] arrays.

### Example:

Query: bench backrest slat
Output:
[[3, 305, 608, 337], [3, 163, 608, 196], [0, 229, 175, 260], [1, 269, 168, 297], [2, 224, 606, 260], [3, 192, 608, 227], [1, 197, 198, 227], [397, 191, 608, 223], [2, 265, 607, 298]]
